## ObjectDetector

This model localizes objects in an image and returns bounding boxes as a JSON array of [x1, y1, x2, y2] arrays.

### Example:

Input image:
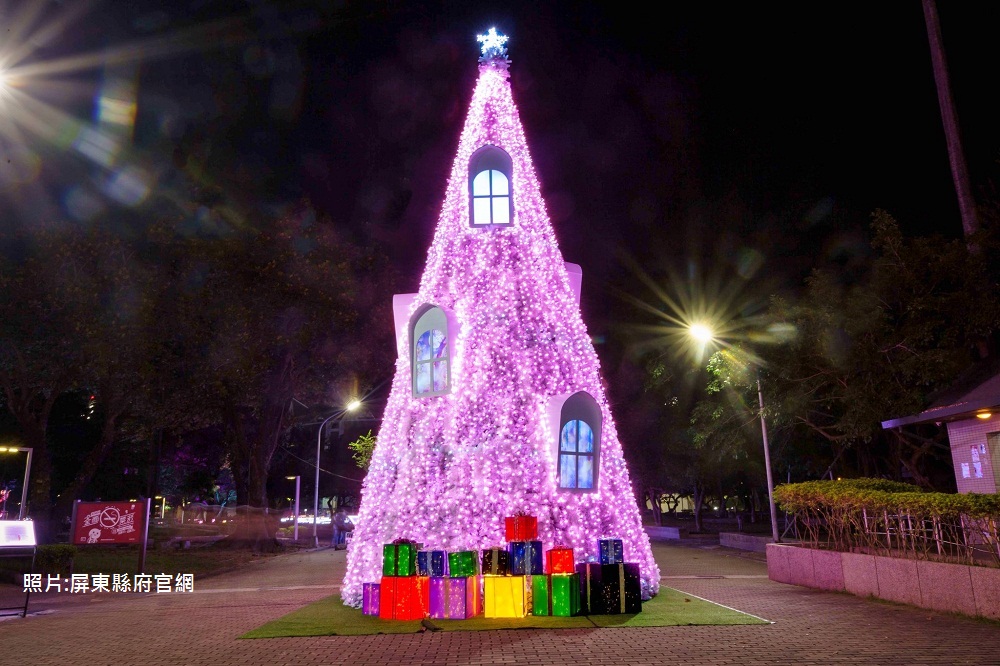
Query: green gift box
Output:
[[448, 550, 478, 577], [550, 573, 580, 616], [531, 575, 551, 616], [530, 574, 579, 616], [383, 542, 417, 576]]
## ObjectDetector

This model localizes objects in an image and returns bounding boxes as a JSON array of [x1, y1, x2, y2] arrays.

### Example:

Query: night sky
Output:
[[3, 1, 998, 336]]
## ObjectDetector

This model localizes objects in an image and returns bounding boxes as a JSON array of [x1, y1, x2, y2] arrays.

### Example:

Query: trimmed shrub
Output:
[[774, 479, 999, 566]]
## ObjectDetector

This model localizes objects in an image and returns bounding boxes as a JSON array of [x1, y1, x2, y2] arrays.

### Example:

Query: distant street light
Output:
[[0, 446, 33, 520], [285, 476, 301, 541], [314, 401, 362, 547], [687, 324, 780, 543]]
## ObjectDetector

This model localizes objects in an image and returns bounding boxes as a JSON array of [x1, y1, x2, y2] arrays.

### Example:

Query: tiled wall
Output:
[[946, 416, 999, 494]]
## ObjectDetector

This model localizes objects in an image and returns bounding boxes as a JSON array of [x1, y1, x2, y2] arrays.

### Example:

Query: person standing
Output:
[[332, 507, 354, 549]]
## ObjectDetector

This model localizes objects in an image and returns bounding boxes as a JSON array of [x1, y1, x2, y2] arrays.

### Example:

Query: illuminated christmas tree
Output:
[[342, 28, 659, 605]]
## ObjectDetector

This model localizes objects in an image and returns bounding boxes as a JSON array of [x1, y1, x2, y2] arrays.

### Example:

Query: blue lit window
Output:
[[559, 420, 595, 489], [411, 306, 450, 397], [556, 392, 601, 492]]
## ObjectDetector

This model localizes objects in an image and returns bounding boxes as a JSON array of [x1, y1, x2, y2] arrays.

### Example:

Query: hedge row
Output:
[[773, 479, 1000, 566], [774, 479, 1000, 518]]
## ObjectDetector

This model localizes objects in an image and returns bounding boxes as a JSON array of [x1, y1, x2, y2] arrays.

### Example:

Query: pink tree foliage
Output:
[[342, 31, 659, 605]]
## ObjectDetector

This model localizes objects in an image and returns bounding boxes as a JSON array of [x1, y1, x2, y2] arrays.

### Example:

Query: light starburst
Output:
[[0, 3, 252, 226], [476, 27, 508, 59]]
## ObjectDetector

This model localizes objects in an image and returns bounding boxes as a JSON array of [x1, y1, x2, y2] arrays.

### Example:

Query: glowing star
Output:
[[341, 31, 660, 606], [477, 27, 508, 58]]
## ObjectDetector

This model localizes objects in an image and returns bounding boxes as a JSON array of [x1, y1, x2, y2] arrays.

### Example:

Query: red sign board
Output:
[[72, 501, 146, 545]]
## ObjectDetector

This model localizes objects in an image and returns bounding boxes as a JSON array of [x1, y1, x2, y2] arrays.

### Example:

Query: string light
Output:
[[342, 32, 659, 606]]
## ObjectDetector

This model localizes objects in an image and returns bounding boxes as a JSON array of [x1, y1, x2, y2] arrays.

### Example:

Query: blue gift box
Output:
[[598, 538, 624, 565], [509, 540, 544, 575], [417, 550, 447, 577]]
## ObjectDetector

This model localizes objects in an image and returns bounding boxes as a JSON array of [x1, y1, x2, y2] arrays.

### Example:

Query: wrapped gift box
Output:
[[509, 540, 544, 576], [531, 574, 580, 616], [484, 575, 530, 618], [531, 575, 551, 615], [378, 576, 429, 620], [598, 538, 624, 565], [481, 547, 510, 576], [545, 547, 575, 574], [362, 582, 380, 616], [417, 550, 447, 577], [428, 575, 481, 619], [577, 562, 641, 615], [382, 542, 417, 577], [448, 550, 478, 577], [551, 573, 581, 616], [504, 514, 538, 541]]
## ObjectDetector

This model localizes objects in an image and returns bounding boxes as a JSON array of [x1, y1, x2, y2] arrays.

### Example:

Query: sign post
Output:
[[71, 499, 152, 574]]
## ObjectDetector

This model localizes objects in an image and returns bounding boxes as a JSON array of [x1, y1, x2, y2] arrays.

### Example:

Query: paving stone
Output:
[[0, 542, 998, 665]]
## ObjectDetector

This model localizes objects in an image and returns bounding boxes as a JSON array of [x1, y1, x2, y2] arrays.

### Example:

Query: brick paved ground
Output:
[[1, 538, 998, 666]]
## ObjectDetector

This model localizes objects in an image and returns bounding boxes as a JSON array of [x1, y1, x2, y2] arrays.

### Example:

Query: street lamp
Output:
[[313, 400, 362, 547], [285, 475, 300, 541], [0, 446, 33, 520], [688, 324, 780, 543]]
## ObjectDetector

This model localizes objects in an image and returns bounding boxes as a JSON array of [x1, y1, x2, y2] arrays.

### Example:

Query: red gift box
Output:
[[504, 515, 538, 541], [379, 576, 429, 620], [546, 547, 574, 574]]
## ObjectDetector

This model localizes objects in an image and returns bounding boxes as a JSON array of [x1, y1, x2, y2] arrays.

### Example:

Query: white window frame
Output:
[[468, 144, 513, 228], [410, 305, 451, 398], [555, 391, 601, 492]]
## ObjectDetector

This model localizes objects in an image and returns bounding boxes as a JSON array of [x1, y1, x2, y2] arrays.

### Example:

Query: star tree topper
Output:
[[477, 27, 510, 70]]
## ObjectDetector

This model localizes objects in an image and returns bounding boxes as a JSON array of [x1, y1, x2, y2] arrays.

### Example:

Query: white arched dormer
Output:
[[410, 305, 452, 398], [468, 144, 513, 228], [546, 391, 602, 492]]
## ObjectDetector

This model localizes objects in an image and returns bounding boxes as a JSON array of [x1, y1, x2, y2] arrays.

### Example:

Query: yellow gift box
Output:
[[483, 575, 531, 618]]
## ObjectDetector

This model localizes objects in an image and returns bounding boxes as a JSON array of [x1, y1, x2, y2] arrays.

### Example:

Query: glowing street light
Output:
[[313, 400, 362, 548], [285, 476, 301, 541], [687, 324, 780, 543], [689, 323, 714, 344]]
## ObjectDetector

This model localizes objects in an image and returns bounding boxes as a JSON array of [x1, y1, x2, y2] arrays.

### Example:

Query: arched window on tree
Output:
[[411, 305, 450, 397], [557, 392, 601, 491], [469, 144, 513, 227]]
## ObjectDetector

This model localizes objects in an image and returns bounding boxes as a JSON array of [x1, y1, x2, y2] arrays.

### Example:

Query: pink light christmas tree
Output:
[[342, 28, 659, 605]]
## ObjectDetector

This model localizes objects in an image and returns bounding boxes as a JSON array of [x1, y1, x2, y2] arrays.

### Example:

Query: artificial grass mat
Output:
[[240, 587, 769, 638]]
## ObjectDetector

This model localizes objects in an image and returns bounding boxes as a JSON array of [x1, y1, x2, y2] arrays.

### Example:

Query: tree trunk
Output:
[[1, 384, 60, 541], [647, 487, 662, 526], [218, 353, 296, 553], [222, 394, 251, 507], [54, 396, 127, 522], [692, 483, 705, 533]]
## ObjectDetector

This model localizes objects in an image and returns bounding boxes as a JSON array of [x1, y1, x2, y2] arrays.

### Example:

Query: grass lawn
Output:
[[66, 544, 278, 578], [241, 586, 770, 638]]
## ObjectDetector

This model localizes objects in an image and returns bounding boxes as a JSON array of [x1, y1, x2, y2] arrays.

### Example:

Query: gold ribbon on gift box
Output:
[[618, 563, 625, 613]]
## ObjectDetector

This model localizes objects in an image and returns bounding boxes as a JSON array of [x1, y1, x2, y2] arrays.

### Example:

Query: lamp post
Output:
[[313, 400, 362, 547], [285, 475, 300, 541], [754, 370, 781, 543], [154, 496, 166, 520], [0, 446, 33, 520], [689, 325, 780, 543]]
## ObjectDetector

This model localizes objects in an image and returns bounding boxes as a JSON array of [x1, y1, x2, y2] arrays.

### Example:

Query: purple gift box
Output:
[[362, 582, 380, 616], [428, 576, 481, 619]]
